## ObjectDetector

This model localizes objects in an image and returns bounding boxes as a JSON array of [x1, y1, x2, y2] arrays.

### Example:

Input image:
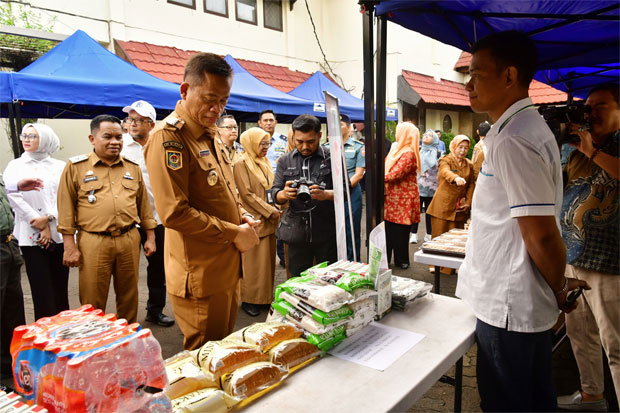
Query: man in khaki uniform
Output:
[[144, 53, 259, 350], [58, 115, 157, 324]]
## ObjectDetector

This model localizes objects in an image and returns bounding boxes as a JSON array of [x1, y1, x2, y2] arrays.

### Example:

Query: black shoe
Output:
[[241, 302, 261, 317], [279, 259, 286, 268], [145, 312, 175, 327], [398, 263, 409, 269]]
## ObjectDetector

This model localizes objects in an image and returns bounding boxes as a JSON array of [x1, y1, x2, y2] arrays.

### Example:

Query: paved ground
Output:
[[4, 207, 618, 412]]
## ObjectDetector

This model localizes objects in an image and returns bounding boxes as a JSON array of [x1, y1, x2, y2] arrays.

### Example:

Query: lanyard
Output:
[[498, 104, 535, 134]]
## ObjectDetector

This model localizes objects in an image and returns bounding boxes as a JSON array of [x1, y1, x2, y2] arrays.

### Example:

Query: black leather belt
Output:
[[82, 225, 135, 237]]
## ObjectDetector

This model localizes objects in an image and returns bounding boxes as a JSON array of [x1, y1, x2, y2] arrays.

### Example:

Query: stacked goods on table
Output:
[[268, 260, 388, 351], [391, 276, 433, 310], [421, 228, 469, 257], [165, 322, 321, 412], [9, 305, 169, 413], [0, 388, 47, 412]]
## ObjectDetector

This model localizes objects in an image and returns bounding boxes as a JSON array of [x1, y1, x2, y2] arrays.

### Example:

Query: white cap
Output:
[[122, 100, 156, 122]]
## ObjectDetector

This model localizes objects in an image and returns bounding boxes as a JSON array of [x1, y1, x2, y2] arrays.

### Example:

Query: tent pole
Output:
[[14, 101, 24, 157], [376, 15, 387, 227], [7, 102, 20, 159], [360, 1, 376, 261]]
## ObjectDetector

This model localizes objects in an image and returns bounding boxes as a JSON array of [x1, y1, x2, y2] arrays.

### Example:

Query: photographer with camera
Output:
[[557, 84, 619, 411], [272, 114, 336, 277]]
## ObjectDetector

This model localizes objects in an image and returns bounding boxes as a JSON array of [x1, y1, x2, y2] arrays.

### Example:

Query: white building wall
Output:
[[0, 0, 467, 169]]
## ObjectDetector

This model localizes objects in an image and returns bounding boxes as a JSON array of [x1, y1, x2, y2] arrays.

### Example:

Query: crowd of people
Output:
[[0, 30, 617, 412]]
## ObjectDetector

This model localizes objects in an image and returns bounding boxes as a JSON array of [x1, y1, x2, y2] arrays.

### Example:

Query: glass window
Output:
[[443, 115, 452, 132], [168, 0, 195, 9], [205, 0, 227, 16], [236, 0, 257, 24], [264, 0, 282, 31]]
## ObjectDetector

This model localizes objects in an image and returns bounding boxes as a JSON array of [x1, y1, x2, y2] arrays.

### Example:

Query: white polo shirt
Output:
[[121, 133, 161, 225], [456, 97, 562, 333]]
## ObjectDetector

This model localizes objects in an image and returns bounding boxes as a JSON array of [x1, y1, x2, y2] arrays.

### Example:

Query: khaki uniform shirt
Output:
[[427, 154, 475, 221], [57, 152, 156, 235], [144, 101, 245, 298]]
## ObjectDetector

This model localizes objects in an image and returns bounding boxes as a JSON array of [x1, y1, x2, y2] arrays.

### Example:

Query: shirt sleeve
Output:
[[233, 160, 274, 219], [494, 136, 557, 218], [356, 145, 365, 168], [135, 168, 157, 230], [56, 162, 78, 234], [270, 155, 288, 205], [3, 161, 41, 223]]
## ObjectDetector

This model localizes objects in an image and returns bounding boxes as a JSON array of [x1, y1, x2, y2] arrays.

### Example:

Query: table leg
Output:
[[454, 357, 463, 412], [434, 265, 440, 294]]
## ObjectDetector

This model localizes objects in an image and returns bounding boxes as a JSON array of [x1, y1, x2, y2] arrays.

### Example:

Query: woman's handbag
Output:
[[276, 209, 310, 244]]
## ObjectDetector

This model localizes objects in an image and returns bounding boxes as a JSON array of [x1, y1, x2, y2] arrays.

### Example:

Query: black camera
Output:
[[538, 102, 591, 146], [291, 178, 325, 206]]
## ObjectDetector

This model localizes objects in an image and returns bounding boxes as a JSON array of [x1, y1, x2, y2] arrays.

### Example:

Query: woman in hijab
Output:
[[3, 123, 69, 320], [233, 127, 281, 317], [426, 134, 475, 273], [384, 122, 421, 269], [410, 129, 440, 244]]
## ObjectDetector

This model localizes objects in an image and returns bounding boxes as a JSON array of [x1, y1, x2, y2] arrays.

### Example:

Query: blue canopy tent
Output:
[[357, 0, 620, 261], [288, 71, 398, 122], [222, 55, 316, 122]]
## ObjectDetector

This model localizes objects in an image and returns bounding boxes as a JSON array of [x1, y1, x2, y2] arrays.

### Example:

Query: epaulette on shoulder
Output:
[[123, 156, 139, 165], [165, 117, 185, 130], [69, 154, 88, 164]]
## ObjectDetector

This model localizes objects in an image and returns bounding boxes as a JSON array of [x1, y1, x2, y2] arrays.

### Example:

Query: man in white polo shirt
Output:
[[457, 31, 590, 411], [121, 100, 175, 327]]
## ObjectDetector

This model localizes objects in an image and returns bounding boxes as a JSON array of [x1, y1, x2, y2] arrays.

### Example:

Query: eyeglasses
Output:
[[219, 125, 238, 130], [259, 142, 271, 148], [123, 117, 151, 126], [19, 133, 39, 141]]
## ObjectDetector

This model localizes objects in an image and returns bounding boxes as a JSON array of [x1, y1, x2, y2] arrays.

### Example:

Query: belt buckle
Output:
[[110, 229, 121, 237], [5, 234, 14, 243]]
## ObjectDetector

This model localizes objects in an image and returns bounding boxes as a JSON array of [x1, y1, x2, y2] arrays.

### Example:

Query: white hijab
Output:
[[21, 123, 60, 161]]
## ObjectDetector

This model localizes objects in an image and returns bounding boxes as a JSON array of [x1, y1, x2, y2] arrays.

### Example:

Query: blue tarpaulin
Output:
[[288, 71, 398, 122], [375, 1, 620, 98]]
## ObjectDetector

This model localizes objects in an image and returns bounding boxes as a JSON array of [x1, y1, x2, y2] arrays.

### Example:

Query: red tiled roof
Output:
[[402, 70, 471, 106], [409, 54, 571, 106], [115, 40, 315, 92], [453, 51, 472, 73]]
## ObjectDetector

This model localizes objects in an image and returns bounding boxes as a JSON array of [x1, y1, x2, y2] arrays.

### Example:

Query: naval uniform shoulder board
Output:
[[69, 154, 88, 164], [122, 156, 139, 165]]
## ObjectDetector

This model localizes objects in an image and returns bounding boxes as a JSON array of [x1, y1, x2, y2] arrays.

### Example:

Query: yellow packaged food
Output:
[[195, 340, 267, 379], [164, 351, 217, 400], [220, 361, 288, 400], [268, 338, 321, 370], [229, 321, 303, 352], [171, 387, 236, 412]]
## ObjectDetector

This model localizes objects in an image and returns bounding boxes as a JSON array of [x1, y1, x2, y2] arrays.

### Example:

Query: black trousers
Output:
[[21, 244, 69, 320], [411, 196, 433, 235], [287, 240, 337, 277], [1, 239, 25, 379], [385, 220, 410, 266], [139, 225, 167, 315]]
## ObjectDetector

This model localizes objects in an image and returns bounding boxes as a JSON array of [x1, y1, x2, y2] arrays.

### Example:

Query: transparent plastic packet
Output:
[[268, 338, 321, 371], [349, 287, 378, 303], [271, 299, 348, 335], [164, 351, 217, 400], [306, 325, 347, 352], [227, 322, 303, 352], [171, 387, 236, 413], [391, 276, 433, 310], [275, 275, 353, 312], [278, 291, 352, 325], [347, 297, 375, 314], [195, 341, 267, 382], [219, 362, 288, 403]]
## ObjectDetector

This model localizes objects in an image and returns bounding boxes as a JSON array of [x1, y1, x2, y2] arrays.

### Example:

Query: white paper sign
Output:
[[329, 323, 425, 371]]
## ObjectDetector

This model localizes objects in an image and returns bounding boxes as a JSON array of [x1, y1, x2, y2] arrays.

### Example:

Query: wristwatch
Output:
[[46, 214, 55, 222], [242, 213, 255, 221]]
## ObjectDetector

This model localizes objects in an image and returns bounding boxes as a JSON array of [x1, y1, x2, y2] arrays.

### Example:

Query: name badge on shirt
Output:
[[83, 176, 98, 183], [199, 149, 210, 157]]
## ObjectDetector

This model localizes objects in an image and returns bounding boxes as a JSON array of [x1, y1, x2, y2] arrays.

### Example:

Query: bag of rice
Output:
[[278, 291, 352, 325], [271, 299, 348, 335], [306, 325, 347, 352], [275, 275, 353, 312]]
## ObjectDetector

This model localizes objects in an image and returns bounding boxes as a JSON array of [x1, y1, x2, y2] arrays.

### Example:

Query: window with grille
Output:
[[264, 0, 282, 31], [236, 0, 257, 25], [443, 115, 452, 132], [204, 0, 227, 16]]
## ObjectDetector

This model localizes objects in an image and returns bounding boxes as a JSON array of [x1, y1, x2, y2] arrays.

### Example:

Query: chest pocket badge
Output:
[[208, 170, 218, 186], [166, 150, 182, 170]]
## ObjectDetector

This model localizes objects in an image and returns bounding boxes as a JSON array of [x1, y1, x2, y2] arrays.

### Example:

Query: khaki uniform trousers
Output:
[[169, 280, 241, 351], [565, 265, 619, 403], [77, 227, 141, 324]]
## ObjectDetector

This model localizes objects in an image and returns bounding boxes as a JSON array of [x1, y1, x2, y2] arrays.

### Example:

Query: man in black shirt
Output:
[[271, 115, 336, 276]]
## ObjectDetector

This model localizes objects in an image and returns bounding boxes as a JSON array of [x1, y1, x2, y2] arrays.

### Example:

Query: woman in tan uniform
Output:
[[233, 127, 281, 316], [426, 134, 475, 273]]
